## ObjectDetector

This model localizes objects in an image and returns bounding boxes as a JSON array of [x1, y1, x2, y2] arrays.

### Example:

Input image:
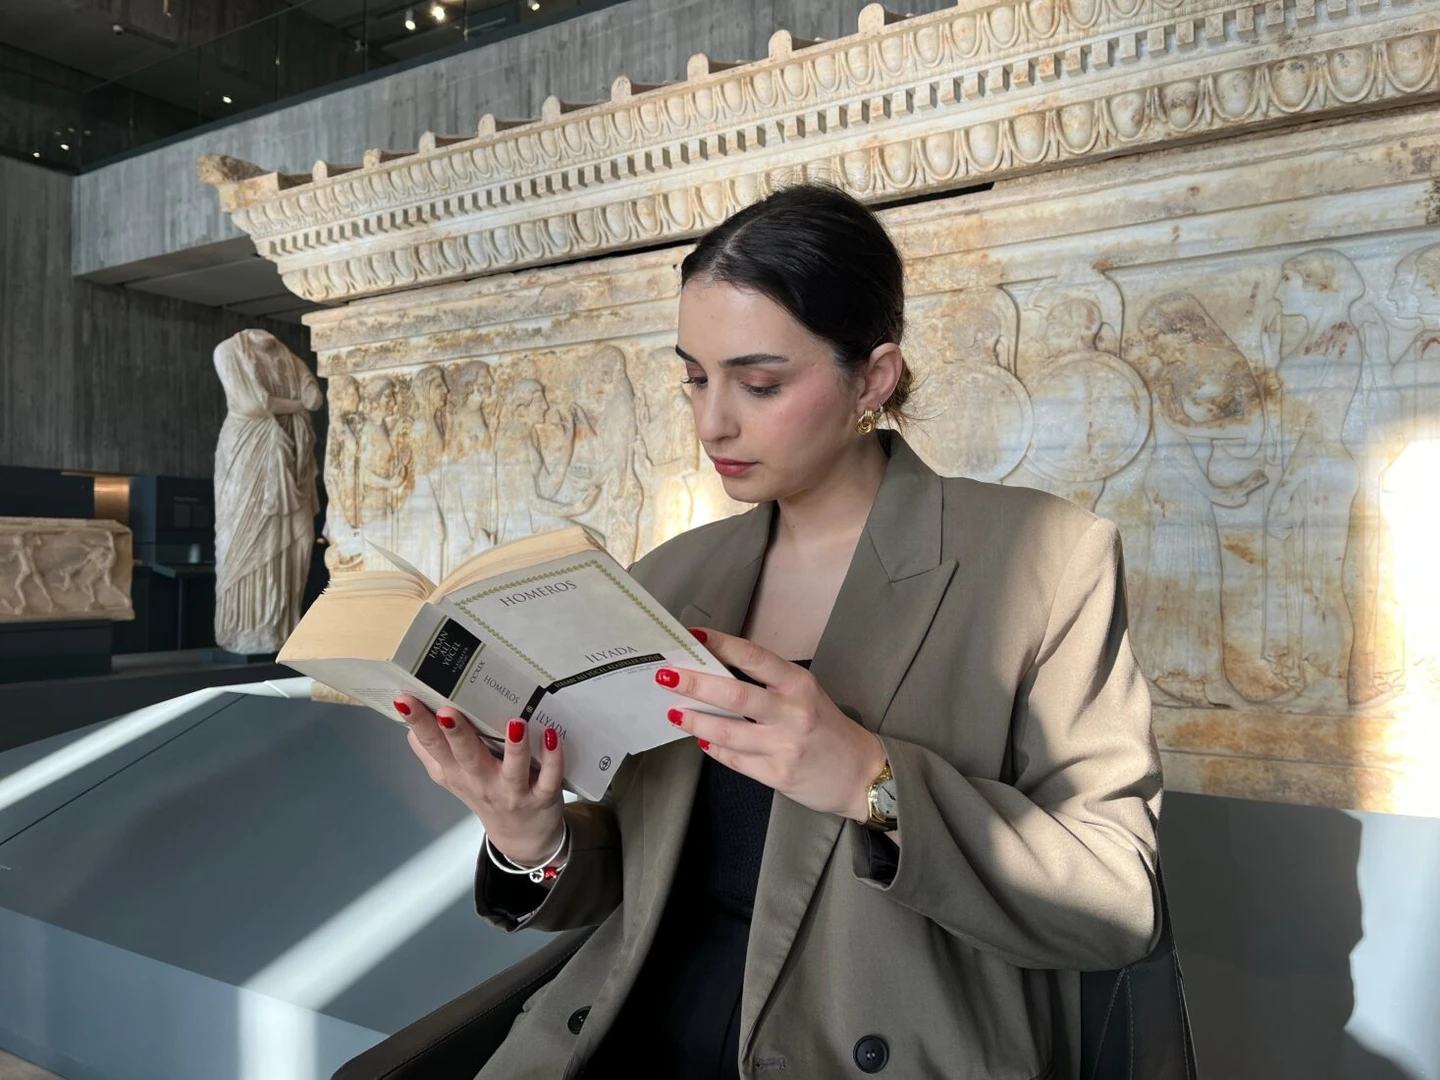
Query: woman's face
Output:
[[676, 279, 870, 503]]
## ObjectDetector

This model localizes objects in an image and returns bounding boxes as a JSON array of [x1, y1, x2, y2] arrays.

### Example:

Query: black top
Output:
[[483, 660, 898, 1078], [585, 661, 805, 1078]]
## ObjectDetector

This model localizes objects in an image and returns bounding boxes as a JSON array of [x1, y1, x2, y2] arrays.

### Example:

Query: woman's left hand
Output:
[[662, 628, 887, 822]]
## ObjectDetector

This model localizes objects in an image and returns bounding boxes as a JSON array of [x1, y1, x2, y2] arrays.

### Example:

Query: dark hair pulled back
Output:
[[680, 182, 913, 424]]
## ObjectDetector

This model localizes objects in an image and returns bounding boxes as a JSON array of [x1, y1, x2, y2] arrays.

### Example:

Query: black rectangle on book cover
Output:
[[413, 619, 482, 699]]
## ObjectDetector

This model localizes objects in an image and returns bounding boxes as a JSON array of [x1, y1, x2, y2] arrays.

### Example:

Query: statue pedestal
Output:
[[0, 619, 111, 684]]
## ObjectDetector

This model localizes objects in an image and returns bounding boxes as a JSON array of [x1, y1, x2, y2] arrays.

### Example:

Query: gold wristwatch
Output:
[[863, 758, 898, 831]]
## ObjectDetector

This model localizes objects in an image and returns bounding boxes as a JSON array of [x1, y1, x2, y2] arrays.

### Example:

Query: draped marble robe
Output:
[[213, 329, 323, 654]]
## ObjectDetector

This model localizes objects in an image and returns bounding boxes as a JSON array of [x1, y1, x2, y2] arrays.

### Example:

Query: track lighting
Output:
[[430, 2, 445, 22], [404, 8, 416, 30]]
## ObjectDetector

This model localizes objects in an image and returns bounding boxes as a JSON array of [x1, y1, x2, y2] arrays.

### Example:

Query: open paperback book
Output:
[[278, 526, 737, 799]]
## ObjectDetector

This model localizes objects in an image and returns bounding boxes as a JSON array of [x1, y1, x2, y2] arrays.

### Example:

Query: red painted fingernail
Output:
[[393, 699, 411, 716], [508, 719, 526, 743], [698, 739, 711, 751], [544, 726, 559, 752], [667, 708, 684, 725], [437, 714, 456, 730], [688, 628, 708, 644], [656, 668, 679, 688]]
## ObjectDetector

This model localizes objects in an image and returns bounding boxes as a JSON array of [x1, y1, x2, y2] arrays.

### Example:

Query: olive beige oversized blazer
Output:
[[474, 431, 1162, 1080]]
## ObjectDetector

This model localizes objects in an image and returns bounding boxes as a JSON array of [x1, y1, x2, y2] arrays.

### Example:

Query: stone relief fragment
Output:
[[1095, 235, 1440, 720], [0, 518, 134, 623], [319, 230, 1440, 744], [331, 344, 745, 582]]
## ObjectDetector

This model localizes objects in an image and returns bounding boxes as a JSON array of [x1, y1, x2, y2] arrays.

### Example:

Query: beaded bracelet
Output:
[[485, 823, 570, 884]]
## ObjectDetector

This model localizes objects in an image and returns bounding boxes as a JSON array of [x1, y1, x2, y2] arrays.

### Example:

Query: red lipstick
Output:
[[709, 456, 755, 477]]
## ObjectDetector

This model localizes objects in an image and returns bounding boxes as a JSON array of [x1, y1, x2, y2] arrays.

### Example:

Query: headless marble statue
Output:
[[213, 329, 323, 654]]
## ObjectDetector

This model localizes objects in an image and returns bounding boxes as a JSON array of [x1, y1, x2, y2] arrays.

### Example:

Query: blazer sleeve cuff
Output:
[[478, 863, 551, 926], [475, 801, 622, 933], [846, 736, 997, 912], [862, 829, 900, 884]]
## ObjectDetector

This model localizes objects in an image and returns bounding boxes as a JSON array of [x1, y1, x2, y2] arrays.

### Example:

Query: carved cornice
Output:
[[301, 104, 1440, 376], [202, 0, 1437, 304]]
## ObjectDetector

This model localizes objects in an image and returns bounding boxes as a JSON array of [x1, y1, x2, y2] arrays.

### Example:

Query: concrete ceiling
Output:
[[0, 1, 180, 84], [7, 0, 581, 323], [0, 0, 568, 90], [84, 236, 321, 324]]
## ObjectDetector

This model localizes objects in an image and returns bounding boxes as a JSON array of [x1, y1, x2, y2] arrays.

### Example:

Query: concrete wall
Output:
[[1162, 793, 1440, 1080], [1, 155, 309, 476], [71, 0, 958, 278]]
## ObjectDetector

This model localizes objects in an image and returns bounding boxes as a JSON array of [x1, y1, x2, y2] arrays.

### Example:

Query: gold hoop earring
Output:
[[856, 409, 878, 435]]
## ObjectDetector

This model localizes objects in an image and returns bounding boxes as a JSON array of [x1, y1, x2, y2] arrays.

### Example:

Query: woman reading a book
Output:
[[393, 184, 1163, 1079]]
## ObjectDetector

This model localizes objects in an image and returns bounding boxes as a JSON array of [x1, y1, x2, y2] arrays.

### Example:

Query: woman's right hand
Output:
[[394, 693, 566, 867]]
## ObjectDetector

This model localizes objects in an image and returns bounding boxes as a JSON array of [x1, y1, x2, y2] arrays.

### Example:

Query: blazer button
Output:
[[853, 1034, 889, 1073], [567, 1007, 590, 1035]]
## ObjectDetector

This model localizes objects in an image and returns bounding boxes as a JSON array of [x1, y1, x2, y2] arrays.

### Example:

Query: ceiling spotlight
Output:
[[32, 150, 40, 158], [222, 94, 233, 104], [60, 142, 70, 151], [528, 0, 540, 9], [403, 7, 416, 29], [430, 2, 445, 22]]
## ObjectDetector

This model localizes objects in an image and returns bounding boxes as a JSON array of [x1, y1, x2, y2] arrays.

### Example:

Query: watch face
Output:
[[873, 777, 898, 820]]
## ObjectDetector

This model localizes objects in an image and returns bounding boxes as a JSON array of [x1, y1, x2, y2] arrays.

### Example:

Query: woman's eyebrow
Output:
[[674, 345, 790, 368]]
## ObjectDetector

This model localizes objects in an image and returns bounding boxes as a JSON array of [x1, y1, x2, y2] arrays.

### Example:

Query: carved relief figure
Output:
[[1130, 295, 1270, 706], [635, 345, 705, 551], [443, 360, 499, 571], [1378, 244, 1440, 693], [494, 378, 592, 544], [0, 533, 51, 615], [1019, 294, 1150, 509], [906, 288, 1033, 482], [1385, 243, 1440, 449], [560, 348, 644, 564], [1330, 263, 1412, 705], [358, 376, 409, 553], [323, 374, 364, 571], [398, 366, 451, 581], [212, 329, 323, 654], [389, 374, 419, 523], [45, 530, 129, 607], [1259, 251, 1368, 703]]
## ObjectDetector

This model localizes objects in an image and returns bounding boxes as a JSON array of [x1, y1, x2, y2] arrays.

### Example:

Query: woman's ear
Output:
[[861, 342, 904, 411]]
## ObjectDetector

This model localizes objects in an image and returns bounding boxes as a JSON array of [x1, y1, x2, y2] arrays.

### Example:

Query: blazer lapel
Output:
[[739, 433, 958, 1056]]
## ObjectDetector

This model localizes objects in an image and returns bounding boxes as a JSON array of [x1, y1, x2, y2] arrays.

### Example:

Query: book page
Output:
[[432, 550, 736, 795], [364, 538, 438, 593]]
